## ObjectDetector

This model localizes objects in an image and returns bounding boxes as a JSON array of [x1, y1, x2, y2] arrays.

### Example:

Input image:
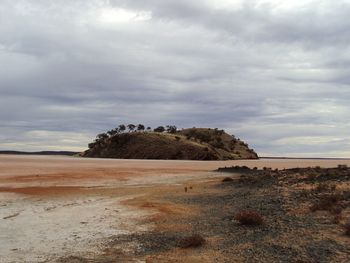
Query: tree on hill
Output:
[[106, 130, 114, 137], [166, 125, 177, 133], [88, 142, 96, 149], [127, 124, 136, 132], [107, 128, 119, 137], [146, 126, 152, 132], [214, 128, 224, 136], [118, 124, 126, 133], [137, 124, 145, 132], [93, 133, 109, 147], [96, 133, 108, 140], [154, 126, 165, 132]]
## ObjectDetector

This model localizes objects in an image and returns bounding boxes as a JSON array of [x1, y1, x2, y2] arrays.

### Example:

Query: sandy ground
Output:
[[1, 155, 350, 262]]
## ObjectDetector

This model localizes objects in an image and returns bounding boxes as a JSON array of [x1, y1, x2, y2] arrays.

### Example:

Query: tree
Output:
[[137, 124, 145, 132], [166, 125, 177, 133], [94, 133, 108, 147], [96, 133, 108, 140], [146, 126, 152, 132], [127, 124, 136, 132], [107, 130, 114, 137], [154, 126, 165, 132], [107, 128, 119, 137], [118, 124, 126, 133], [88, 142, 96, 149]]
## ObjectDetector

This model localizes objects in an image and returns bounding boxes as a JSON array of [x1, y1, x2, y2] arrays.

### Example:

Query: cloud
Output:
[[0, 0, 350, 156]]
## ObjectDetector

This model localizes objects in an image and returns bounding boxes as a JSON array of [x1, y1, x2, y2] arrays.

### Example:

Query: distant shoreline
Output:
[[0, 150, 79, 156], [260, 156, 350, 160]]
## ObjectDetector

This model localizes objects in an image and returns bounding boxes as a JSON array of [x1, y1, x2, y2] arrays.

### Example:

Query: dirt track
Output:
[[1, 155, 350, 262]]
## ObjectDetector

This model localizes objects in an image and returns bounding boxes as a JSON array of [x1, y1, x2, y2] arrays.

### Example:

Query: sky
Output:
[[1, 0, 350, 157]]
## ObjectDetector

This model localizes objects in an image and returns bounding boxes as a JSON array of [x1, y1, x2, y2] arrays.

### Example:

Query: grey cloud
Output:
[[1, 0, 350, 156], [113, 0, 350, 47]]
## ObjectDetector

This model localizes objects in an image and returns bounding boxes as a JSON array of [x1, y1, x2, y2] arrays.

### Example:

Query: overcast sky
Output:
[[1, 0, 350, 157]]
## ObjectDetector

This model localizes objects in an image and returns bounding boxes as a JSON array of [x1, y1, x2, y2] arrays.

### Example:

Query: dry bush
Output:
[[306, 173, 317, 181], [222, 177, 234, 182], [235, 210, 264, 226], [310, 193, 343, 214], [178, 234, 205, 248], [337, 164, 348, 170], [299, 189, 312, 198], [238, 175, 257, 184], [345, 223, 350, 236], [295, 260, 320, 263], [314, 182, 336, 193], [330, 206, 343, 215], [332, 214, 342, 224]]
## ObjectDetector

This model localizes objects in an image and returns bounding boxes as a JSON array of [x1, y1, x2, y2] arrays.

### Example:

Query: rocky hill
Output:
[[82, 126, 258, 160]]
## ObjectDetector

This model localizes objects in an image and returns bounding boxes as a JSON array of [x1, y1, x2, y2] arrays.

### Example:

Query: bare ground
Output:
[[1, 155, 350, 262]]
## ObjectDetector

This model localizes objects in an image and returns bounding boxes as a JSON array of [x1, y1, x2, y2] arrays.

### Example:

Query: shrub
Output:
[[238, 175, 258, 184], [338, 164, 348, 170], [195, 132, 211, 142], [222, 177, 234, 182], [295, 260, 320, 263], [178, 234, 205, 248], [310, 193, 343, 213], [345, 223, 350, 236], [332, 214, 342, 224], [314, 183, 336, 193], [210, 140, 224, 149], [235, 210, 263, 226], [306, 172, 317, 181]]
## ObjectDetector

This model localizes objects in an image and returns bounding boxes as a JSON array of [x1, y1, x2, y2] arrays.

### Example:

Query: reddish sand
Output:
[[2, 155, 350, 185]]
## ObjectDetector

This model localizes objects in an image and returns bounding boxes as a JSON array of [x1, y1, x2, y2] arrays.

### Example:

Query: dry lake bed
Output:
[[1, 155, 350, 262]]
